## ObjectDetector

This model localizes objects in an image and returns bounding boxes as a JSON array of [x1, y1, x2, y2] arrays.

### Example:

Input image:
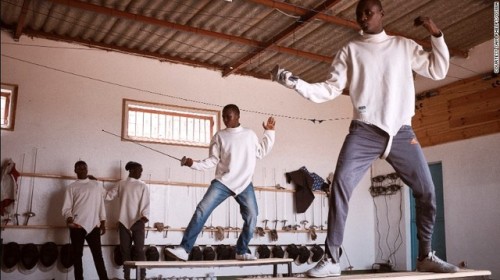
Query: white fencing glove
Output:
[[271, 65, 298, 89]]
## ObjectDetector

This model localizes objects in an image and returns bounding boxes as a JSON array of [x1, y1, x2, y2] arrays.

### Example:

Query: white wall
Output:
[[0, 30, 374, 279], [425, 134, 500, 278], [371, 134, 500, 278]]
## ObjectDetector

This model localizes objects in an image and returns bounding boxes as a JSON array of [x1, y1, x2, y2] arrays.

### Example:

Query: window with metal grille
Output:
[[122, 99, 219, 148], [1, 83, 18, 131]]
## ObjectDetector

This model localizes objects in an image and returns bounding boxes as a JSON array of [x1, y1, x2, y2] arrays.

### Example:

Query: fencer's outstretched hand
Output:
[[414, 16, 441, 37], [180, 156, 194, 167], [271, 65, 298, 89], [263, 116, 276, 130]]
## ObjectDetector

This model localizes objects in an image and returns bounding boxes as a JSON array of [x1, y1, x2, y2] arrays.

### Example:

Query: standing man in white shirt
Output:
[[166, 104, 276, 261], [272, 0, 459, 277], [62, 161, 109, 280], [106, 161, 150, 280]]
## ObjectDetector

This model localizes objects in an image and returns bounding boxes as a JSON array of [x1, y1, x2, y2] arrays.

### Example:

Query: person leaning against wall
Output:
[[272, 0, 459, 277], [61, 160, 109, 280], [106, 161, 150, 280]]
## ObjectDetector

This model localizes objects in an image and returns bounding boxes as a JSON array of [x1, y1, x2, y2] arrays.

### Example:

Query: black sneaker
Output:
[[417, 251, 459, 273]]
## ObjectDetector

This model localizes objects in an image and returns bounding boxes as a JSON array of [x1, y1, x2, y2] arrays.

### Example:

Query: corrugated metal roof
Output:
[[1, 0, 494, 82]]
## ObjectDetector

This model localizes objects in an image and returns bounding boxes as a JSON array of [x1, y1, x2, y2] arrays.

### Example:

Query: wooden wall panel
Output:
[[413, 73, 500, 147]]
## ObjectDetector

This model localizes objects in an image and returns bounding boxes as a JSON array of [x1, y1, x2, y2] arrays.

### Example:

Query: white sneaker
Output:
[[165, 247, 189, 261], [306, 258, 341, 278], [417, 251, 459, 273], [236, 253, 257, 261]]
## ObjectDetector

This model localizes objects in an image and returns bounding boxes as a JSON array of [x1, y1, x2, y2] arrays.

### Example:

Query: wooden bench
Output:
[[124, 258, 293, 279], [237, 269, 491, 280]]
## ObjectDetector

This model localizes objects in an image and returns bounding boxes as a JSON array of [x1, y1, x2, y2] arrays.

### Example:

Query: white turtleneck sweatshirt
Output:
[[106, 177, 150, 230], [62, 178, 106, 234], [191, 126, 275, 195], [295, 30, 449, 137]]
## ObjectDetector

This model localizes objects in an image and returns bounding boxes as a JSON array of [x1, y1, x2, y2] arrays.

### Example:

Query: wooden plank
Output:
[[449, 110, 500, 128], [124, 258, 293, 268], [414, 122, 450, 136], [415, 77, 493, 113], [125, 258, 294, 278], [238, 269, 491, 280], [449, 100, 500, 117], [333, 270, 490, 279], [448, 88, 500, 108], [415, 89, 500, 125], [413, 113, 450, 128], [425, 121, 500, 146], [436, 74, 493, 94], [16, 172, 311, 194]]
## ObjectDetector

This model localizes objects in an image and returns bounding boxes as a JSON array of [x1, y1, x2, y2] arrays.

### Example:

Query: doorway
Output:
[[409, 162, 447, 270]]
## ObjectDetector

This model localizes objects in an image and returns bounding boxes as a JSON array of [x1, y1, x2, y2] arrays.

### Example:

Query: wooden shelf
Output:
[[17, 172, 328, 195], [1, 224, 327, 234]]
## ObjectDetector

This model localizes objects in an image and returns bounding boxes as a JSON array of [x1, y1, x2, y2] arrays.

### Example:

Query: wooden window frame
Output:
[[122, 99, 220, 148], [1, 83, 18, 131]]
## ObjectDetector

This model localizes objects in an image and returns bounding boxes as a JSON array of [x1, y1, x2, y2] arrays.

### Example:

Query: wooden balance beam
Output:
[[236, 269, 491, 280], [124, 258, 293, 279]]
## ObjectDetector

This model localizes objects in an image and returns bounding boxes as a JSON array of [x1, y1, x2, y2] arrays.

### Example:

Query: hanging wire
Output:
[[0, 0, 238, 61], [371, 172, 405, 265], [5, 0, 475, 124], [373, 195, 384, 261], [1, 53, 350, 123], [2, 0, 474, 82], [387, 189, 404, 266], [1, 0, 343, 70], [384, 194, 392, 262], [341, 245, 353, 270]]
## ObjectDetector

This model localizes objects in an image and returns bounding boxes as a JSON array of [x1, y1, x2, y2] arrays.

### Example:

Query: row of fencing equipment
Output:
[[1, 153, 38, 227], [112, 244, 325, 266], [1, 242, 74, 270]]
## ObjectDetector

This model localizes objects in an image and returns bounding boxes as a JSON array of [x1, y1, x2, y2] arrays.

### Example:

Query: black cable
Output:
[[372, 196, 384, 261], [1, 53, 350, 123], [384, 194, 391, 262], [387, 189, 404, 266]]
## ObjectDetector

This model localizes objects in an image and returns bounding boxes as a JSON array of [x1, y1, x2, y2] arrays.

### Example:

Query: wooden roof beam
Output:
[[19, 27, 222, 71], [248, 0, 468, 58], [44, 0, 330, 63], [223, 0, 342, 77], [14, 0, 31, 41]]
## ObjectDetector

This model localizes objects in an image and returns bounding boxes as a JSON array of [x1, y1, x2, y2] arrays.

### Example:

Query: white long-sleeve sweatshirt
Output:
[[295, 30, 449, 137], [191, 126, 275, 195], [106, 177, 150, 230], [61, 178, 106, 234]]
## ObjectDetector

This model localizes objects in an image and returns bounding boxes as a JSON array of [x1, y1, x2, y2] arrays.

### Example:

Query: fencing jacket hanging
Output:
[[286, 168, 315, 213]]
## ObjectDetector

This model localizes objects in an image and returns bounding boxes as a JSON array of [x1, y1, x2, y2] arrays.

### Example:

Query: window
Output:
[[1, 83, 18, 131], [122, 99, 220, 148]]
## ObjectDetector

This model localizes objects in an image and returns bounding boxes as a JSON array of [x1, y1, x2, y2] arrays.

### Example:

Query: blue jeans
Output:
[[180, 180, 258, 255]]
